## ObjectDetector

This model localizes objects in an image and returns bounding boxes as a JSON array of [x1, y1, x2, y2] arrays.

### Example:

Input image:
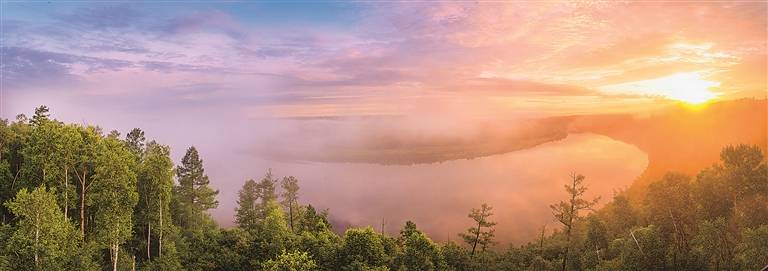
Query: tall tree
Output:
[[4, 186, 79, 270], [20, 116, 57, 190], [174, 146, 219, 233], [397, 221, 447, 271], [550, 172, 599, 271], [251, 200, 292, 265], [235, 179, 259, 230], [91, 136, 139, 271], [719, 144, 767, 198], [75, 125, 101, 237], [338, 227, 391, 270], [56, 124, 83, 219], [296, 204, 331, 233], [124, 128, 146, 159], [582, 215, 608, 269], [459, 203, 497, 256], [29, 105, 50, 127], [0, 117, 31, 223], [135, 141, 175, 261], [257, 169, 277, 208], [280, 176, 300, 233], [644, 172, 697, 269], [21, 111, 81, 221], [605, 194, 637, 238]]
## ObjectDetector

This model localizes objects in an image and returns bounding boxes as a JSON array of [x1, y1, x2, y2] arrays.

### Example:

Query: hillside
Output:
[[568, 98, 767, 198]]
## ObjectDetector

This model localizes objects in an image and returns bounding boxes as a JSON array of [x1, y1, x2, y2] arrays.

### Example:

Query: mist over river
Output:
[[212, 133, 647, 244]]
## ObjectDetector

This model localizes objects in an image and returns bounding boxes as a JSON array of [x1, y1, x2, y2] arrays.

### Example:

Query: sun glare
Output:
[[602, 72, 720, 104], [652, 72, 719, 104]]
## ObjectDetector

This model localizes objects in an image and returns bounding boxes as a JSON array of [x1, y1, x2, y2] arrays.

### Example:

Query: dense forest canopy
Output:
[[0, 106, 766, 271]]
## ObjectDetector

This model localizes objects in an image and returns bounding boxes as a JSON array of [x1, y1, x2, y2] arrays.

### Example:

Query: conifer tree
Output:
[[174, 146, 219, 232], [460, 203, 497, 256], [280, 176, 300, 233], [550, 173, 599, 271]]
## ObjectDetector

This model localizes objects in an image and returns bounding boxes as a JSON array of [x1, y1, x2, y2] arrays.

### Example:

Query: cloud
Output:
[[52, 4, 145, 30], [0, 46, 134, 89]]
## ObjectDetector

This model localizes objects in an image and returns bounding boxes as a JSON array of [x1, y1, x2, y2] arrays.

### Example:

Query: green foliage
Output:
[[125, 128, 146, 158], [176, 227, 222, 271], [604, 194, 637, 238], [613, 225, 666, 271], [397, 229, 446, 271], [459, 203, 497, 255], [235, 178, 260, 230], [133, 140, 178, 265], [644, 173, 700, 269], [297, 204, 331, 233], [1, 107, 766, 271], [691, 217, 736, 270], [0, 160, 14, 222], [296, 223, 341, 271], [91, 135, 139, 270], [173, 146, 219, 234], [4, 186, 93, 270], [339, 227, 392, 270], [441, 242, 470, 271], [281, 176, 300, 232], [250, 200, 294, 266], [262, 250, 318, 271], [214, 228, 253, 271], [550, 173, 599, 271], [736, 225, 768, 270], [719, 144, 767, 197], [581, 215, 608, 270]]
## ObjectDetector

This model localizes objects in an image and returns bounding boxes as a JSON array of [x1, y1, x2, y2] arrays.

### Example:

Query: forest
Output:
[[0, 105, 766, 271]]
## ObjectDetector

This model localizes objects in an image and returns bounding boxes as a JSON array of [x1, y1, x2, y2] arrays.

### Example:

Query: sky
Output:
[[1, 1, 766, 240]]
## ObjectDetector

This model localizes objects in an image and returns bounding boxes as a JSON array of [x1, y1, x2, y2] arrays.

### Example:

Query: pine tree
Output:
[[125, 128, 145, 159], [550, 172, 599, 271], [280, 176, 300, 233], [235, 179, 259, 230], [459, 203, 497, 255], [174, 146, 219, 233]]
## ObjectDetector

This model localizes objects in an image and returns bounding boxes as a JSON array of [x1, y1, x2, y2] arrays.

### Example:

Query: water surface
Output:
[[268, 133, 647, 244]]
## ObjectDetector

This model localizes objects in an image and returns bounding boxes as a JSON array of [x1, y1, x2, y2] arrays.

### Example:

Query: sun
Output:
[[648, 72, 719, 104], [601, 72, 720, 104]]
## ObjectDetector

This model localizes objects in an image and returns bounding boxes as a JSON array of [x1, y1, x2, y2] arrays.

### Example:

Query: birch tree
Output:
[[4, 186, 79, 270], [135, 141, 174, 260], [91, 136, 138, 271]]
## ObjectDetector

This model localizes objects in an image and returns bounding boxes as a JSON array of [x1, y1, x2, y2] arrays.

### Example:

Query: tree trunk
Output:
[[159, 198, 163, 258], [80, 179, 86, 236], [147, 223, 151, 260], [35, 210, 40, 269], [562, 225, 571, 271], [64, 167, 68, 218], [562, 176, 578, 271], [471, 221, 481, 256], [289, 202, 294, 233], [79, 168, 87, 237], [113, 243, 119, 271]]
